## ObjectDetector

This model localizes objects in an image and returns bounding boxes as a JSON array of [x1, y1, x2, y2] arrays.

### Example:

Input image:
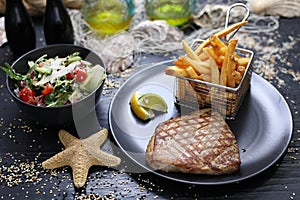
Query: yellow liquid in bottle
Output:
[[84, 11, 132, 36], [148, 4, 191, 26], [82, 0, 134, 36]]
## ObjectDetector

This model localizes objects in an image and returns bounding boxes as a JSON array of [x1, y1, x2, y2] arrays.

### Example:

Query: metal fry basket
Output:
[[174, 3, 254, 119]]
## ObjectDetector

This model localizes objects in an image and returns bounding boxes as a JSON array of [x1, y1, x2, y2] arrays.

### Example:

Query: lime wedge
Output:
[[138, 93, 168, 113], [130, 92, 155, 120]]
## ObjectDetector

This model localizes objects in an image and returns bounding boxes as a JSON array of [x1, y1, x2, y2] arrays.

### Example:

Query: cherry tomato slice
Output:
[[42, 83, 53, 96], [65, 72, 74, 80], [19, 87, 35, 104], [74, 68, 87, 82]]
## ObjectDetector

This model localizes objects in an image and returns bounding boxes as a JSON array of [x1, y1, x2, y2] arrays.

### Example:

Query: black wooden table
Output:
[[0, 14, 299, 200]]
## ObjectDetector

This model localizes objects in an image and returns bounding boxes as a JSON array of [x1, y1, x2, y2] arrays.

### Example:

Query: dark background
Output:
[[0, 9, 299, 200]]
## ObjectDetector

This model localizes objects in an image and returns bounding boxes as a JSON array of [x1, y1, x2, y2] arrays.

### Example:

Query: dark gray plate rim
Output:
[[108, 60, 293, 185]]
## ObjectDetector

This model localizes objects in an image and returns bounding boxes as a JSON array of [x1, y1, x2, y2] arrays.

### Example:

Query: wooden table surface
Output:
[[0, 10, 300, 200]]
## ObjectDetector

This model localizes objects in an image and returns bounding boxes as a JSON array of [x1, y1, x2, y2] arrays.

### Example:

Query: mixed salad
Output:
[[1, 52, 106, 107]]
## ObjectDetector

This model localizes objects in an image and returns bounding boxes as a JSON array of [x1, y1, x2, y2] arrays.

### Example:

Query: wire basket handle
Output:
[[224, 3, 250, 43]]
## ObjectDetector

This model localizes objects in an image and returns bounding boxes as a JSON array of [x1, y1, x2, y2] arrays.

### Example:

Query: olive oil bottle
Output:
[[5, 0, 36, 57], [43, 0, 74, 44], [145, 0, 196, 26], [81, 0, 135, 36]]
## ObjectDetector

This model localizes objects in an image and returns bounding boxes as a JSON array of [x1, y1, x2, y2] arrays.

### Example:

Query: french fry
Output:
[[216, 45, 241, 60], [209, 57, 220, 85], [198, 51, 209, 61], [218, 46, 228, 56], [217, 55, 225, 67], [233, 52, 241, 60], [220, 53, 229, 86], [164, 66, 188, 77], [237, 57, 250, 66], [220, 38, 238, 86], [209, 34, 227, 49], [202, 47, 220, 85], [237, 65, 246, 76], [214, 21, 248, 39], [203, 47, 219, 63], [227, 55, 237, 88], [203, 47, 224, 65], [199, 74, 211, 82], [182, 56, 211, 75], [182, 40, 201, 61], [195, 21, 248, 55], [173, 60, 189, 68], [232, 71, 242, 84], [186, 66, 199, 79], [173, 56, 190, 68]]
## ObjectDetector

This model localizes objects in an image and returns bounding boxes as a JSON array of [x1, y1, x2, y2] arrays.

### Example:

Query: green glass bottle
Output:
[[43, 0, 74, 44], [5, 0, 36, 57], [81, 0, 135, 36], [145, 0, 196, 26]]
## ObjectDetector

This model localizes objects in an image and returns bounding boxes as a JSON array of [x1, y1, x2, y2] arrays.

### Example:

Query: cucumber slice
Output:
[[81, 64, 106, 92]]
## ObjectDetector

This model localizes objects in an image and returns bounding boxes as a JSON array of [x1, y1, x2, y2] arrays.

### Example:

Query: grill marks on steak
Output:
[[146, 108, 241, 175]]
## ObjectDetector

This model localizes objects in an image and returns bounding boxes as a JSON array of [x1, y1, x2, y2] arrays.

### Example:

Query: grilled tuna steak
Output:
[[146, 108, 241, 175]]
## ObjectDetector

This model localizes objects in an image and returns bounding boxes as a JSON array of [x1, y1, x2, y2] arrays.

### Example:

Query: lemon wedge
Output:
[[130, 92, 155, 121], [138, 93, 168, 113]]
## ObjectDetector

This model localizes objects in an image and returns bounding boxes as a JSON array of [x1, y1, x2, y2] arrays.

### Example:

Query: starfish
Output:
[[42, 128, 121, 188]]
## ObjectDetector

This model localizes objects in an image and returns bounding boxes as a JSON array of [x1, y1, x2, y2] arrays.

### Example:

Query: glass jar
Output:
[[145, 0, 196, 26], [81, 0, 135, 36]]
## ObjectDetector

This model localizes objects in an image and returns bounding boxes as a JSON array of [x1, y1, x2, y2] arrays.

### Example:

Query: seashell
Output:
[[247, 0, 300, 18], [192, 4, 245, 28], [131, 20, 183, 43], [97, 33, 136, 73], [130, 20, 184, 53]]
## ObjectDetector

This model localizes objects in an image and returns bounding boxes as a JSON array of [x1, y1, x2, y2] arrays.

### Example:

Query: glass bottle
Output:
[[81, 0, 135, 37], [145, 0, 196, 26], [5, 0, 36, 57], [43, 0, 74, 45]]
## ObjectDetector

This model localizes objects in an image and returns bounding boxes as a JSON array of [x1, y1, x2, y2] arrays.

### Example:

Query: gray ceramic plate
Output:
[[108, 60, 293, 185]]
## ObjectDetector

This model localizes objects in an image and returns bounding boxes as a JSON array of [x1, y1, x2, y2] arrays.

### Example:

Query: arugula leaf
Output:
[[0, 63, 25, 81], [44, 79, 74, 106]]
